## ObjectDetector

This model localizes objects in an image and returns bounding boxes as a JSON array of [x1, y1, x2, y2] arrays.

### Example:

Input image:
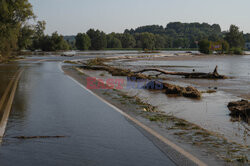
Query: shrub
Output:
[[230, 47, 243, 55], [198, 40, 211, 54]]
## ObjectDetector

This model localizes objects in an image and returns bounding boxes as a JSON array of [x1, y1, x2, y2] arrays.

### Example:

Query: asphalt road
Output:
[[0, 60, 175, 166]]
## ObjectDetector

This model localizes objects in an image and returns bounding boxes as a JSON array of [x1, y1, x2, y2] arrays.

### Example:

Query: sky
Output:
[[29, 0, 250, 35]]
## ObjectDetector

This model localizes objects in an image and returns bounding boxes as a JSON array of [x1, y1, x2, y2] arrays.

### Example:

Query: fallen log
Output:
[[135, 66, 227, 79], [227, 100, 250, 123], [80, 61, 201, 99], [80, 65, 149, 79]]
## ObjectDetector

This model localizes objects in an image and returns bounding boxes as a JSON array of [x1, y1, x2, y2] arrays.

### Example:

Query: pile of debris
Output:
[[144, 80, 201, 99], [227, 100, 250, 123]]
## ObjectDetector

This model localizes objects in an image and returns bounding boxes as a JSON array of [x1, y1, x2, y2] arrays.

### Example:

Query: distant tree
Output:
[[163, 35, 173, 48], [211, 24, 221, 34], [219, 40, 230, 54], [155, 34, 165, 49], [87, 29, 107, 50], [198, 39, 211, 54], [75, 33, 91, 50], [127, 25, 165, 34], [173, 38, 184, 48], [121, 33, 136, 48], [40, 32, 69, 51], [225, 25, 244, 48], [208, 33, 220, 42], [35, 21, 46, 38], [244, 33, 250, 42], [30, 21, 46, 51], [107, 35, 122, 48], [139, 32, 155, 50]]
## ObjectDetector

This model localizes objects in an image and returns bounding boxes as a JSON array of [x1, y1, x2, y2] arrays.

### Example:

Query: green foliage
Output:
[[219, 40, 230, 54], [18, 25, 34, 50], [198, 39, 211, 54], [230, 47, 243, 55], [107, 36, 122, 48], [0, 0, 34, 56], [87, 29, 107, 50], [39, 32, 70, 51], [244, 33, 250, 42], [75, 33, 91, 50], [70, 22, 248, 52], [124, 22, 223, 49], [137, 32, 155, 50], [225, 25, 244, 48], [29, 21, 46, 51], [121, 33, 136, 48], [125, 25, 165, 34], [155, 34, 166, 49]]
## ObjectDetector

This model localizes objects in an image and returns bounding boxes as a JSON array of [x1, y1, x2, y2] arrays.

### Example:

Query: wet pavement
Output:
[[0, 59, 175, 166]]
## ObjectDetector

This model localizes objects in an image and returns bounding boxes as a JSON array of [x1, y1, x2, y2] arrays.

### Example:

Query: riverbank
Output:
[[62, 62, 249, 165]]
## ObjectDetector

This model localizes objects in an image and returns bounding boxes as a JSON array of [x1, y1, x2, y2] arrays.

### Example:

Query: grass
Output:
[[86, 58, 107, 66]]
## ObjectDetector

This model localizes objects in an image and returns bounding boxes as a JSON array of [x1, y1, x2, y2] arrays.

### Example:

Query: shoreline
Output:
[[62, 64, 249, 165]]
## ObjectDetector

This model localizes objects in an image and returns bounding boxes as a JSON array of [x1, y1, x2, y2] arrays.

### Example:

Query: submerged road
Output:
[[0, 60, 175, 166]]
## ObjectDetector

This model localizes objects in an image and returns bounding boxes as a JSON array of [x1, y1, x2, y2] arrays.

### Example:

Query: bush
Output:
[[230, 47, 243, 55], [198, 40, 211, 54]]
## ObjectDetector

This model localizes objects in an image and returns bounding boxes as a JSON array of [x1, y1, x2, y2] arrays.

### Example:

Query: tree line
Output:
[[0, 0, 249, 57], [74, 23, 247, 54]]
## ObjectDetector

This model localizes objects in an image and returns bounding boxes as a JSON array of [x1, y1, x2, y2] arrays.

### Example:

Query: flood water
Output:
[[78, 52, 250, 145], [116, 54, 250, 145], [0, 51, 249, 164]]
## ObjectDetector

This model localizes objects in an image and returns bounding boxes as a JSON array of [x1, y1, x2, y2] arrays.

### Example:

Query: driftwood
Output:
[[61, 54, 74, 57], [80, 65, 149, 79], [228, 100, 250, 123], [80, 64, 201, 99], [144, 80, 201, 98], [135, 66, 227, 79]]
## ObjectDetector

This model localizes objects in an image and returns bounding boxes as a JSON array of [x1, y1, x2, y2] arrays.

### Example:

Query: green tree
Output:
[[139, 32, 155, 50], [0, 0, 34, 56], [244, 33, 250, 42], [30, 21, 46, 51], [75, 33, 91, 50], [155, 34, 166, 49], [87, 29, 107, 50], [225, 25, 244, 48], [40, 32, 69, 51], [198, 39, 211, 54], [18, 25, 34, 50], [121, 33, 136, 48], [107, 35, 122, 48], [219, 40, 229, 54]]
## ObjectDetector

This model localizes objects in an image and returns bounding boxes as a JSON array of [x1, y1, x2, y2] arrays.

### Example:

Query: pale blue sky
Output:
[[29, 0, 250, 35]]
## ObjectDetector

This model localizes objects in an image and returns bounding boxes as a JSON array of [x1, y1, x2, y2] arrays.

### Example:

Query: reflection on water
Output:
[[0, 63, 19, 120], [0, 63, 19, 98]]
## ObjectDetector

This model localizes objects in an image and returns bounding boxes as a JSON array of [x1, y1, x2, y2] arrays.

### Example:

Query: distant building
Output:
[[245, 42, 250, 50]]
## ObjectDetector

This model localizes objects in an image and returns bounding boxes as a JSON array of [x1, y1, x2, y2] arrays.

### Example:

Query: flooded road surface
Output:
[[0, 60, 175, 166], [0, 63, 19, 99]]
